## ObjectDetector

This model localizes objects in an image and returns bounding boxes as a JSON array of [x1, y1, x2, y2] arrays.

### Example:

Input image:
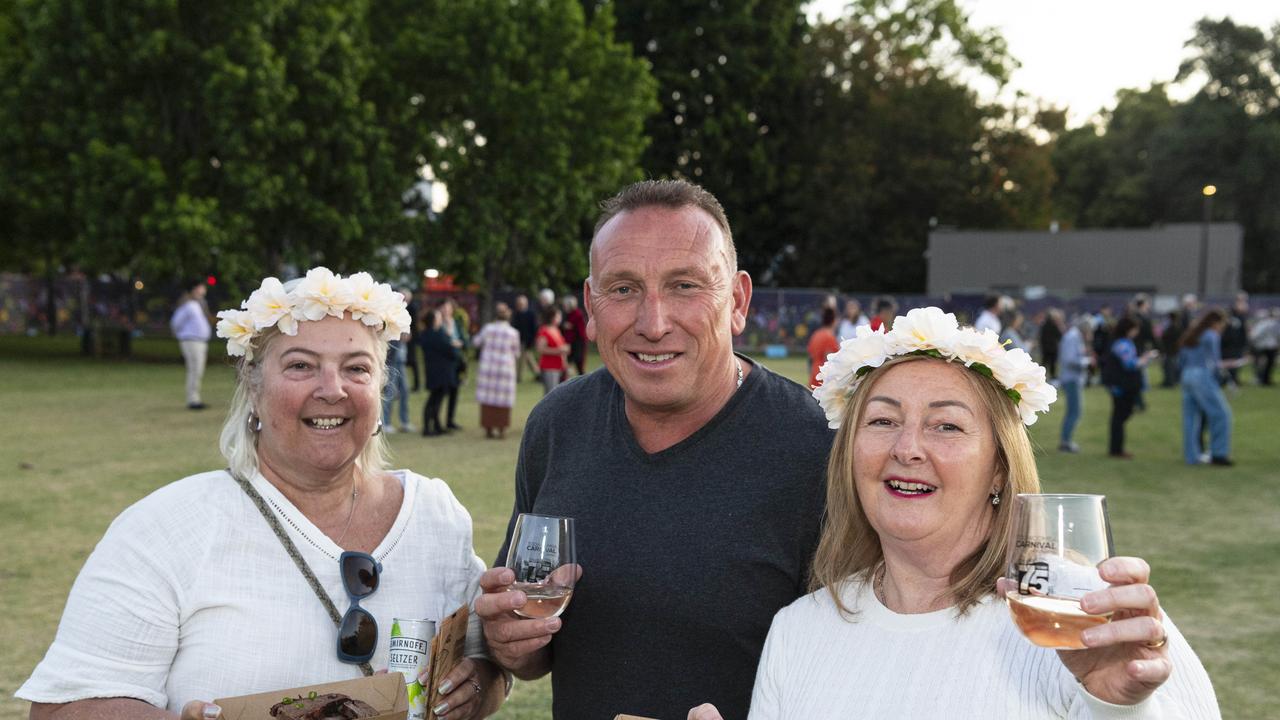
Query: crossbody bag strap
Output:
[[230, 470, 374, 677]]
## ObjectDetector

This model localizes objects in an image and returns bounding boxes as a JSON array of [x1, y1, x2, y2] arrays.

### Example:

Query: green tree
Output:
[[1052, 85, 1177, 228], [0, 0, 107, 332], [0, 0, 399, 298], [1049, 17, 1280, 291], [1177, 17, 1279, 115], [606, 0, 809, 278], [769, 0, 1026, 291], [1173, 18, 1280, 289], [201, 0, 400, 280], [368, 0, 657, 309]]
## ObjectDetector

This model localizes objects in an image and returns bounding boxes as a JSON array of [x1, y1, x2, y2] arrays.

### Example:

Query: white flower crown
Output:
[[812, 306, 1057, 428], [215, 266, 412, 361]]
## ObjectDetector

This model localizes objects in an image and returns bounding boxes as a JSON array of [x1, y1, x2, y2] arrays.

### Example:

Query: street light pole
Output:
[[1198, 184, 1216, 298]]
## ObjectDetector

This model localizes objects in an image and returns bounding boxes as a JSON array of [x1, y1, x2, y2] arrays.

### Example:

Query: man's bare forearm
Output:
[[31, 698, 177, 720]]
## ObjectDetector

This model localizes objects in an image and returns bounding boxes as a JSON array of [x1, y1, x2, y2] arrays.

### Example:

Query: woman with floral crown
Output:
[[689, 308, 1218, 719], [20, 268, 505, 720]]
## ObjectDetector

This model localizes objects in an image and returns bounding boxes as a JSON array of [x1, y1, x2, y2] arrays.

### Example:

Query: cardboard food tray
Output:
[[215, 673, 408, 720]]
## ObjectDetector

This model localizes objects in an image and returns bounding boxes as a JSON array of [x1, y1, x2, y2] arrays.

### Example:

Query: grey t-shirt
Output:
[[497, 357, 834, 719]]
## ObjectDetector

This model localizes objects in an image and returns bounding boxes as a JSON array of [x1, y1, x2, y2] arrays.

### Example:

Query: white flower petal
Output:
[[245, 277, 293, 330], [811, 306, 1056, 427], [889, 307, 959, 352], [295, 266, 352, 320], [216, 309, 257, 359], [218, 267, 411, 358]]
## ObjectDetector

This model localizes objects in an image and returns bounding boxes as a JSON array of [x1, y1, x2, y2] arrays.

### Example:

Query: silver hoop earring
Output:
[[990, 490, 1001, 506], [373, 420, 383, 437], [248, 413, 262, 433]]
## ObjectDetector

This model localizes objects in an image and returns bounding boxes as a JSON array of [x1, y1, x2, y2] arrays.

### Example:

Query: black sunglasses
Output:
[[337, 551, 381, 664]]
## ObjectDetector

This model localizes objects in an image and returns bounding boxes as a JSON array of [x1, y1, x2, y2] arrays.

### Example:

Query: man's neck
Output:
[[623, 358, 750, 454]]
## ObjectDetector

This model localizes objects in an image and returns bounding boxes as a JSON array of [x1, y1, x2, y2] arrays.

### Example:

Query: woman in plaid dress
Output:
[[473, 302, 522, 438]]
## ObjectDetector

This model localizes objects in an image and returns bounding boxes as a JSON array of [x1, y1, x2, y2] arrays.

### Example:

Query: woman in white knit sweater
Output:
[[691, 308, 1219, 719]]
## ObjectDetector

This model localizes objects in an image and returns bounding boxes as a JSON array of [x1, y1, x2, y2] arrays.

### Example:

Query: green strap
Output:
[[230, 470, 374, 677]]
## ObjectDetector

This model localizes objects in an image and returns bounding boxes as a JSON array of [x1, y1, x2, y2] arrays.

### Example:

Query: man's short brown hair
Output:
[[594, 179, 730, 235], [593, 180, 737, 274]]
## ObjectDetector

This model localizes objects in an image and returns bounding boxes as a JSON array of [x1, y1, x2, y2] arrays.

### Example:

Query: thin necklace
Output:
[[332, 478, 360, 546]]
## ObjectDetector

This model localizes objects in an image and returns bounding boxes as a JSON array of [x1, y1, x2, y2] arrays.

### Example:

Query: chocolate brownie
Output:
[[269, 692, 378, 719]]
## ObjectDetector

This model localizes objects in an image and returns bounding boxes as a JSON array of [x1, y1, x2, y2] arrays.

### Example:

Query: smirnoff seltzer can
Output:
[[389, 618, 437, 720]]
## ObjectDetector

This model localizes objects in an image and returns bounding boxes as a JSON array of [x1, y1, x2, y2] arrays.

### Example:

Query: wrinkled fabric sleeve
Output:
[[17, 504, 189, 708]]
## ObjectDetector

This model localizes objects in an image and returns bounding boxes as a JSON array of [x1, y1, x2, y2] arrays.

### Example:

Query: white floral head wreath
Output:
[[215, 266, 412, 361], [812, 306, 1057, 428]]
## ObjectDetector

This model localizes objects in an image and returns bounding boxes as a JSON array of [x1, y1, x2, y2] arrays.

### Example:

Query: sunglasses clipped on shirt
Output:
[[337, 551, 381, 664]]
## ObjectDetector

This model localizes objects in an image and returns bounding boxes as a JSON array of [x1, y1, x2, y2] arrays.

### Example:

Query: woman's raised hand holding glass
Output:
[[1004, 494, 1114, 649]]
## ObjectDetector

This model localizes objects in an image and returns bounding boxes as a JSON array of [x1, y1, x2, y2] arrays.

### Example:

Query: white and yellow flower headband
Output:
[[215, 266, 412, 361], [812, 306, 1057, 427]]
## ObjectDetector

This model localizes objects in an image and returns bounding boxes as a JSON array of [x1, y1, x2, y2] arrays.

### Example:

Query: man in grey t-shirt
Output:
[[475, 180, 833, 719]]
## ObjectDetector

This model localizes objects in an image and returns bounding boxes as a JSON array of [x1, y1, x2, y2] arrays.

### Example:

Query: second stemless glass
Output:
[[505, 513, 577, 619], [1005, 493, 1115, 649]]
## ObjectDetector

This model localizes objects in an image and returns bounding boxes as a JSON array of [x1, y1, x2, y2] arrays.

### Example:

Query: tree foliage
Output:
[[1052, 18, 1280, 290], [0, 0, 655, 308], [606, 0, 808, 279], [0, 0, 398, 290], [768, 0, 1037, 290], [4, 0, 1280, 305], [1177, 17, 1279, 115], [369, 0, 656, 303]]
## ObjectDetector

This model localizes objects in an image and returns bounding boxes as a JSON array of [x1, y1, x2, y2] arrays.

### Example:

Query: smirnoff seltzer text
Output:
[[389, 618, 436, 720]]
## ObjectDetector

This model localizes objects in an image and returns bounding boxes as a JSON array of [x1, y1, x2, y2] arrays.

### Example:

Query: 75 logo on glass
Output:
[[1016, 561, 1051, 595]]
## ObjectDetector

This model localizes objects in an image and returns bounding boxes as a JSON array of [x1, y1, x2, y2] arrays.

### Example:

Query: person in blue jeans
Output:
[[381, 338, 414, 433], [1056, 316, 1095, 453], [1178, 308, 1233, 466]]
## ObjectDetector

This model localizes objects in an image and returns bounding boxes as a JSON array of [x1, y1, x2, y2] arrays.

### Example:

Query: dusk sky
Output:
[[806, 0, 1280, 125]]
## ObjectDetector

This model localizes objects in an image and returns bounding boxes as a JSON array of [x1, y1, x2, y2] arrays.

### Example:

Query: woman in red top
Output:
[[807, 306, 841, 388], [536, 304, 571, 395]]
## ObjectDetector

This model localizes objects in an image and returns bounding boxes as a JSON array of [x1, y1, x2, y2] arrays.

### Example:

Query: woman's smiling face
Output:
[[853, 359, 1003, 558], [254, 314, 382, 483]]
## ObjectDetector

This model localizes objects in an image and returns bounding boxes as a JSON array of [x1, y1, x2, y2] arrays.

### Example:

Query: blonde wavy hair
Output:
[[219, 322, 392, 481], [809, 354, 1042, 617]]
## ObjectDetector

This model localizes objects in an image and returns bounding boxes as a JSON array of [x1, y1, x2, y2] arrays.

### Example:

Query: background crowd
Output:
[[806, 290, 1276, 469], [366, 290, 594, 442], [296, 279, 1277, 468]]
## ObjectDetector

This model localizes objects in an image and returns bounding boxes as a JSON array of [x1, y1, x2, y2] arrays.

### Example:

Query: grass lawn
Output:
[[1, 335, 1275, 718]]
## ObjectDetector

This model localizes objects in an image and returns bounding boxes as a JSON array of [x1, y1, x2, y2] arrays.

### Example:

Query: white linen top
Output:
[[18, 469, 488, 712], [749, 580, 1220, 719]]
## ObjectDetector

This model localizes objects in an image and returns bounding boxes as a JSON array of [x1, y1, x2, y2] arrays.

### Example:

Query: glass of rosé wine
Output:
[[505, 514, 578, 619], [1005, 494, 1115, 649]]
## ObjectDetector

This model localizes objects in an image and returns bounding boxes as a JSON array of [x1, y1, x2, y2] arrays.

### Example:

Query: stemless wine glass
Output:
[[1005, 493, 1115, 649], [505, 513, 577, 619]]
